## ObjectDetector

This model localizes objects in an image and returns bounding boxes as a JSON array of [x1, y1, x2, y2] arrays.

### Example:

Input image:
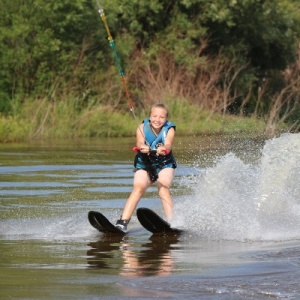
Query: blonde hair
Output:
[[149, 103, 169, 117]]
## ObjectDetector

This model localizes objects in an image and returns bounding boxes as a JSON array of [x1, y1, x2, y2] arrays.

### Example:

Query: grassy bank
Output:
[[0, 97, 276, 143]]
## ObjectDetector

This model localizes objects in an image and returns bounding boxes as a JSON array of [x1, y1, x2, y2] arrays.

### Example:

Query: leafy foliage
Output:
[[0, 0, 102, 103], [0, 0, 299, 138]]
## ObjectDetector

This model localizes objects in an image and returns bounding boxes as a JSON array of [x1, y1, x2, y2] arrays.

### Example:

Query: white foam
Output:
[[174, 133, 300, 241], [0, 213, 95, 241]]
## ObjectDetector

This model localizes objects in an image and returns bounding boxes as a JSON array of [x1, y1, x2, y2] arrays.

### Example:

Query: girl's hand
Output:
[[140, 145, 150, 153], [157, 146, 167, 155], [132, 146, 170, 155]]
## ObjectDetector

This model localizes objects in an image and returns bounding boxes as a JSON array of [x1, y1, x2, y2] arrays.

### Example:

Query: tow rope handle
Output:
[[132, 147, 170, 155], [95, 0, 136, 118]]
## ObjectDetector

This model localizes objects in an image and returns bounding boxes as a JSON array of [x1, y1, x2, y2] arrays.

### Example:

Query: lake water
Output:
[[0, 134, 299, 299]]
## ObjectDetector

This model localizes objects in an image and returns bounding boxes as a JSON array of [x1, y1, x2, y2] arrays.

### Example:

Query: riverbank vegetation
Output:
[[0, 0, 300, 142]]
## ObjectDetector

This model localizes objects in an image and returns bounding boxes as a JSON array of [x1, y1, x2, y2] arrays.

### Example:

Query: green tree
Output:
[[0, 0, 299, 130], [108, 0, 299, 71], [0, 0, 103, 113]]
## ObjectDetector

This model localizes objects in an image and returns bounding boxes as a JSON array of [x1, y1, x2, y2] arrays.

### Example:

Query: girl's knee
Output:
[[132, 184, 147, 195], [157, 181, 171, 190], [158, 185, 171, 197]]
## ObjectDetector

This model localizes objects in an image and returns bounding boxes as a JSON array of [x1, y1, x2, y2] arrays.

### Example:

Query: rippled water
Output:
[[0, 135, 299, 299]]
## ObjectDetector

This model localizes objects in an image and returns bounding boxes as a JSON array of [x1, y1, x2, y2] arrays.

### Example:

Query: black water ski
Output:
[[137, 207, 182, 234], [88, 211, 125, 234]]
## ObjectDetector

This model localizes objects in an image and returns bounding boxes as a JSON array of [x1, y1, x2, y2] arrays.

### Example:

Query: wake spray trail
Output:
[[174, 133, 300, 241]]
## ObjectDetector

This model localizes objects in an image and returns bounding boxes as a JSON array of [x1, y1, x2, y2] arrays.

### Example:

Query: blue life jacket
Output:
[[143, 118, 176, 149], [134, 118, 177, 182]]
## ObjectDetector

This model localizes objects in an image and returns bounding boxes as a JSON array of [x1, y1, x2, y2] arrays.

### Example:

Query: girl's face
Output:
[[149, 107, 167, 131]]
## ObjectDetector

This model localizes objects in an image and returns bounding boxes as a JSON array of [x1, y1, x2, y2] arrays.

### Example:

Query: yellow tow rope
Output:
[[95, 0, 136, 118]]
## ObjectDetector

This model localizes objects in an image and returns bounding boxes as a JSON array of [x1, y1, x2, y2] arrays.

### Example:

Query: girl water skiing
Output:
[[115, 103, 177, 232]]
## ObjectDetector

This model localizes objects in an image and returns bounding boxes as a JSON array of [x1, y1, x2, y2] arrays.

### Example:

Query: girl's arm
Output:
[[136, 124, 150, 153]]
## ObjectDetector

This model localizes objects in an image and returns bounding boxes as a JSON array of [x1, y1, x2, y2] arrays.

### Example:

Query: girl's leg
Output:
[[157, 168, 175, 222], [120, 169, 151, 220]]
